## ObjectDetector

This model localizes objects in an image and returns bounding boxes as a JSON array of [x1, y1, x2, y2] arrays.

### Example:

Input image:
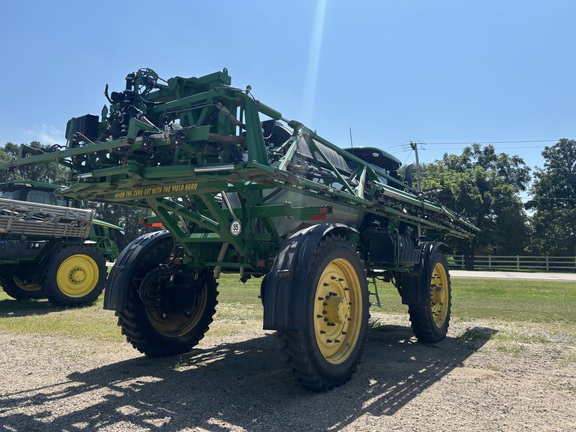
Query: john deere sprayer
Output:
[[1, 68, 477, 391]]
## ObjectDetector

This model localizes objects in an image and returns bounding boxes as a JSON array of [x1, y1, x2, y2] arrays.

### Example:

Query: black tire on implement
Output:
[[115, 233, 218, 357], [278, 234, 370, 391], [0, 267, 45, 300], [42, 245, 107, 306], [409, 252, 452, 343]]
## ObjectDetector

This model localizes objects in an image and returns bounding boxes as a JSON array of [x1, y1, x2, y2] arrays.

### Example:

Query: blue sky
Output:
[[1, 0, 574, 172]]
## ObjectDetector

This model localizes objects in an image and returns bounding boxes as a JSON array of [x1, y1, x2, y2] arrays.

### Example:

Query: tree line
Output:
[[419, 139, 575, 260], [1, 139, 575, 258]]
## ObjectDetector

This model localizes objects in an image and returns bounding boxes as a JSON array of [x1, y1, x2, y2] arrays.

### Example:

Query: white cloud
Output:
[[25, 124, 64, 145]]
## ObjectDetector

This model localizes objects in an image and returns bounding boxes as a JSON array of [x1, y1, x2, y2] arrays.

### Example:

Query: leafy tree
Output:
[[526, 139, 576, 256], [421, 144, 531, 268], [0, 142, 69, 184], [89, 201, 154, 247]]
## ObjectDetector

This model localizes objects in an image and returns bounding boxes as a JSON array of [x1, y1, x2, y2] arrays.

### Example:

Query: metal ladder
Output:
[[367, 277, 381, 307]]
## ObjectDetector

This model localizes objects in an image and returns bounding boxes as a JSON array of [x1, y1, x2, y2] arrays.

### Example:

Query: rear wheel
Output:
[[409, 252, 451, 343], [43, 245, 107, 306], [278, 234, 369, 391], [115, 234, 218, 357], [0, 267, 44, 300]]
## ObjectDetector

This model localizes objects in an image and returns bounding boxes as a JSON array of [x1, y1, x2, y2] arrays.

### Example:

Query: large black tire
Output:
[[0, 267, 45, 300], [42, 245, 107, 306], [278, 234, 370, 391], [115, 235, 218, 357], [409, 252, 451, 343]]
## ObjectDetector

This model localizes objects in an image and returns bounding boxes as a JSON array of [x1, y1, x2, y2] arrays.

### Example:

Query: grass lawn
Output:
[[1, 273, 575, 341], [374, 277, 576, 324]]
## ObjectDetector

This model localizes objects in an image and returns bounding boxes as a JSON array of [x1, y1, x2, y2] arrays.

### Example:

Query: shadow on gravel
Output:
[[0, 325, 497, 431], [0, 298, 67, 317]]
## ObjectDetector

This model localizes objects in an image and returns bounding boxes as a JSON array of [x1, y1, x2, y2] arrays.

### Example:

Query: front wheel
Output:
[[278, 234, 369, 391], [409, 252, 451, 343], [115, 234, 218, 357], [43, 245, 107, 306]]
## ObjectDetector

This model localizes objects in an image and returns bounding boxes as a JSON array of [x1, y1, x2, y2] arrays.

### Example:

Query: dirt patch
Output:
[[1, 312, 575, 431]]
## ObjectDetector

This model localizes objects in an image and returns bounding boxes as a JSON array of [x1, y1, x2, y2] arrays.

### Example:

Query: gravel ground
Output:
[[1, 311, 575, 432]]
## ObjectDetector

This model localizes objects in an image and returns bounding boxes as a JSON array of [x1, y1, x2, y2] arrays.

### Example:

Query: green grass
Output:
[[0, 295, 122, 341], [1, 274, 575, 342], [451, 279, 576, 323], [372, 278, 576, 324], [0, 273, 265, 342], [215, 274, 262, 305]]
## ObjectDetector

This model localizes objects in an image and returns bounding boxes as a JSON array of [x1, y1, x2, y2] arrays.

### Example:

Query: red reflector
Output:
[[319, 207, 329, 215], [310, 215, 327, 221], [141, 221, 164, 228]]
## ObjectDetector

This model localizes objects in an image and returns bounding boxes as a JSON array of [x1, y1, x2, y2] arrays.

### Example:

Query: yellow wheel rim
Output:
[[147, 283, 208, 337], [313, 258, 363, 364], [13, 276, 42, 293], [430, 262, 449, 327], [56, 254, 99, 297]]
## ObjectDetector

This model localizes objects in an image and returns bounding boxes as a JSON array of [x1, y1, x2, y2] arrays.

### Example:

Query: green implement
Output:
[[0, 180, 123, 306]]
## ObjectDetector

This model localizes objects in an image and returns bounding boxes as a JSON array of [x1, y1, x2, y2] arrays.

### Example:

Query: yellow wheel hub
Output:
[[56, 254, 99, 297], [325, 295, 351, 324], [313, 259, 363, 364], [147, 283, 208, 337], [430, 262, 449, 327], [13, 276, 42, 293]]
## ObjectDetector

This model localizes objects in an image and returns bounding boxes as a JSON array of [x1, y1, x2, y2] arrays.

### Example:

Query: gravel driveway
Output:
[[1, 309, 575, 431]]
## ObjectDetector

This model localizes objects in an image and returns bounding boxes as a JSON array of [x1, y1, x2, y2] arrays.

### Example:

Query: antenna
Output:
[[409, 141, 421, 192], [349, 127, 354, 148], [409, 141, 423, 239]]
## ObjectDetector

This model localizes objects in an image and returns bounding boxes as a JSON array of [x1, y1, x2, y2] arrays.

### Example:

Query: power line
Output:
[[357, 139, 561, 153], [422, 139, 558, 146], [402, 149, 413, 165], [368, 139, 563, 158], [424, 145, 548, 151]]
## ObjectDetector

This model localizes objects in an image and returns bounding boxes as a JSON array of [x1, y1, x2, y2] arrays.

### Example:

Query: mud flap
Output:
[[400, 241, 449, 306], [262, 223, 357, 331], [104, 230, 172, 311]]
